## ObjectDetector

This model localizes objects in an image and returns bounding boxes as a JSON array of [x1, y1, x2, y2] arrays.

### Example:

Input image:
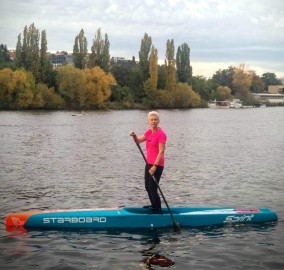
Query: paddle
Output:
[[132, 135, 181, 232]]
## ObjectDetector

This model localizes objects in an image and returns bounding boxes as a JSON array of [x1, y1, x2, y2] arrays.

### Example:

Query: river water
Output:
[[0, 108, 283, 269]]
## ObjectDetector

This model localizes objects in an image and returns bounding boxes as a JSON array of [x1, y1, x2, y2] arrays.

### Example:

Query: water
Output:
[[0, 108, 283, 269]]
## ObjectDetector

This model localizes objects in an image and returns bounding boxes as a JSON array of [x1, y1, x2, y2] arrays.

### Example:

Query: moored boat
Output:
[[5, 206, 278, 231]]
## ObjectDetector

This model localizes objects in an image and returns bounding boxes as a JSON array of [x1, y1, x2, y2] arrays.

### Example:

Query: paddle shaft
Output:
[[132, 136, 180, 232]]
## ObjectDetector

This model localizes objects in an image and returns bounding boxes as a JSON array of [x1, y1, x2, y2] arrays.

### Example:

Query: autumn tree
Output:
[[216, 85, 232, 101], [56, 65, 116, 109], [88, 28, 110, 72], [159, 83, 200, 108], [56, 65, 86, 108], [149, 46, 158, 89], [232, 64, 253, 98], [176, 43, 192, 84], [0, 68, 35, 109], [83, 66, 116, 108], [165, 39, 176, 92], [139, 33, 152, 82], [0, 68, 14, 108], [73, 29, 88, 69]]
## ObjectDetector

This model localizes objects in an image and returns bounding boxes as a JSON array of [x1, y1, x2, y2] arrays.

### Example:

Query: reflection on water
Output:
[[0, 108, 284, 269]]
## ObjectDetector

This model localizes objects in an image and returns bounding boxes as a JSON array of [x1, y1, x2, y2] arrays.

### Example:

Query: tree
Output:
[[165, 39, 176, 92], [232, 64, 253, 98], [83, 67, 116, 108], [32, 83, 65, 109], [16, 23, 41, 82], [159, 83, 200, 108], [88, 28, 110, 72], [40, 30, 53, 85], [261, 72, 282, 90], [192, 75, 212, 101], [15, 34, 22, 68], [56, 65, 87, 108], [139, 33, 152, 82], [73, 29, 88, 69], [157, 65, 166, 90], [250, 71, 265, 93], [149, 46, 158, 89], [101, 33, 110, 72], [211, 66, 234, 93], [0, 44, 9, 63], [216, 85, 232, 101], [0, 68, 14, 108], [176, 43, 192, 84]]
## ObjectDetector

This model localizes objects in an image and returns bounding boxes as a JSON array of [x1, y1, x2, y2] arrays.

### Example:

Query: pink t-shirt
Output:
[[144, 128, 167, 166]]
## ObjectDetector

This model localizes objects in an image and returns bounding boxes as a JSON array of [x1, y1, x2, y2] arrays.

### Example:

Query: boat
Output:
[[5, 206, 277, 230]]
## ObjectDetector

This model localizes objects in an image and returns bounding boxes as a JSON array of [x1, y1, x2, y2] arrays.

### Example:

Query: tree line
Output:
[[0, 23, 282, 110]]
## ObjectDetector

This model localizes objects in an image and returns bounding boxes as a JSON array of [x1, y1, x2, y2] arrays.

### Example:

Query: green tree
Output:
[[192, 75, 212, 101], [211, 66, 234, 94], [165, 39, 176, 92], [0, 44, 9, 63], [73, 29, 88, 69], [101, 33, 110, 72], [157, 65, 166, 90], [40, 30, 53, 85], [176, 43, 192, 84], [15, 34, 22, 68], [16, 23, 41, 82], [250, 71, 265, 93], [88, 28, 110, 72], [261, 72, 282, 90], [110, 62, 143, 102], [139, 33, 152, 82]]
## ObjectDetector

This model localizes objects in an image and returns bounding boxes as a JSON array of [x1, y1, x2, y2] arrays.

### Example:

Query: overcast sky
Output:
[[1, 0, 283, 78]]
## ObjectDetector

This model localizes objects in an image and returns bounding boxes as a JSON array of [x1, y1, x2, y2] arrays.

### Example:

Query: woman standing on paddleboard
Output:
[[130, 111, 167, 214]]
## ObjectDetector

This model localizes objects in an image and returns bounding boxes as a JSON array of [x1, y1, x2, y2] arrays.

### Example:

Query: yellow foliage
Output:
[[233, 64, 253, 96], [83, 67, 116, 107], [0, 68, 35, 108]]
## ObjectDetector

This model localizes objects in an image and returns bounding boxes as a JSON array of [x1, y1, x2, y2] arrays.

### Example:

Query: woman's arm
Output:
[[129, 131, 146, 144], [154, 143, 165, 165], [149, 143, 165, 175]]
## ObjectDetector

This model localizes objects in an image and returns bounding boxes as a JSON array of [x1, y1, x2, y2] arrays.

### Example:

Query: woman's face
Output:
[[148, 115, 159, 129]]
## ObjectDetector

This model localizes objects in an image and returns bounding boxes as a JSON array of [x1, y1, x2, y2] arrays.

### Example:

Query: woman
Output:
[[130, 111, 167, 214]]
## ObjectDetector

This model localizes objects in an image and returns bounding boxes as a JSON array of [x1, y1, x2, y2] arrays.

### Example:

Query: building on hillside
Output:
[[268, 85, 284, 94], [50, 51, 73, 68]]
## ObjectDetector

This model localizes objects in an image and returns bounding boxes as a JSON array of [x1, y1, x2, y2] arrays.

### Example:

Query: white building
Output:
[[252, 93, 284, 104]]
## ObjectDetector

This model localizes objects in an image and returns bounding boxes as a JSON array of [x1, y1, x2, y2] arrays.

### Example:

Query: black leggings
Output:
[[144, 164, 164, 211]]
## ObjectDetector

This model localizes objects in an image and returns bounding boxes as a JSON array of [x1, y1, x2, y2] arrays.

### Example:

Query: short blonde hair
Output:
[[148, 111, 159, 119]]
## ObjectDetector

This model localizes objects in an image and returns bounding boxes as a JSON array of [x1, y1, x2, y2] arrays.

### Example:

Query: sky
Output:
[[1, 0, 284, 79]]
